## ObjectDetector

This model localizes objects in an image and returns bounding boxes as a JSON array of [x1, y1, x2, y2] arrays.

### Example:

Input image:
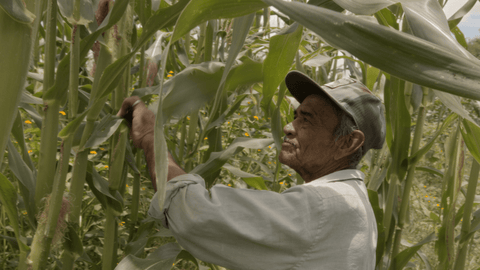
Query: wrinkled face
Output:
[[279, 95, 340, 176]]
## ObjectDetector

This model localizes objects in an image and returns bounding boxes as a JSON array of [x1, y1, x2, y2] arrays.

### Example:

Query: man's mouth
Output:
[[283, 136, 296, 147]]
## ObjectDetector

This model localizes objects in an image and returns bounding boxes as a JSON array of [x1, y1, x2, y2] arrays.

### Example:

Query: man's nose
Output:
[[283, 122, 295, 135]]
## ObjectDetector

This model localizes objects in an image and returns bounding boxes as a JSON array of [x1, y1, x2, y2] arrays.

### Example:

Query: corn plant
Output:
[[0, 0, 480, 269]]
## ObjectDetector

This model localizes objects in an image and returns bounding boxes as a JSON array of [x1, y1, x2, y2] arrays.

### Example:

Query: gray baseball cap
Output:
[[285, 71, 386, 153]]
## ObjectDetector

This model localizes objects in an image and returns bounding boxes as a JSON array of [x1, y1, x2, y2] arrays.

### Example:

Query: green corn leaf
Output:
[[243, 177, 269, 190], [83, 115, 124, 149], [171, 0, 267, 43], [64, 223, 84, 256], [85, 164, 124, 214], [223, 164, 270, 190], [149, 60, 263, 121], [57, 0, 94, 25], [6, 140, 36, 227], [176, 250, 199, 268], [0, 0, 35, 23], [409, 113, 458, 165], [447, 0, 477, 29], [116, 243, 181, 270], [262, 0, 480, 100], [10, 111, 36, 171], [271, 82, 288, 151], [58, 109, 89, 139], [368, 189, 385, 267], [0, 7, 32, 165], [0, 173, 29, 252], [461, 119, 480, 165], [330, 0, 390, 15], [191, 138, 274, 181], [262, 22, 303, 115], [415, 166, 444, 178], [391, 232, 437, 270]]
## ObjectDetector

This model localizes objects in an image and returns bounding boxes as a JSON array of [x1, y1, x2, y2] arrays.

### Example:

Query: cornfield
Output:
[[1, 0, 480, 269]]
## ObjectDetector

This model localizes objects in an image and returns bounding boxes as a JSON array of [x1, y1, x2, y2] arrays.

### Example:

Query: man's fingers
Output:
[[117, 96, 142, 118]]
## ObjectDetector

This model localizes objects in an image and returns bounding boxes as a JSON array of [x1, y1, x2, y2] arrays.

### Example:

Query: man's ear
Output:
[[333, 130, 365, 160]]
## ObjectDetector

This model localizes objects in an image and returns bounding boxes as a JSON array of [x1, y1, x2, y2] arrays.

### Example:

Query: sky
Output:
[[444, 0, 480, 40]]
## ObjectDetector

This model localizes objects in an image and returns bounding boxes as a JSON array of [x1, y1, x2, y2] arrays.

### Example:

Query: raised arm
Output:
[[117, 96, 185, 191]]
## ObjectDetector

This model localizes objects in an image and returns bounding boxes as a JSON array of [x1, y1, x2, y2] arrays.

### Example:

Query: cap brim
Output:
[[285, 71, 352, 119]]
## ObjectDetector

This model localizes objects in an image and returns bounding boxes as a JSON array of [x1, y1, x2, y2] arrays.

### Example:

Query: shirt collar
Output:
[[304, 169, 365, 186]]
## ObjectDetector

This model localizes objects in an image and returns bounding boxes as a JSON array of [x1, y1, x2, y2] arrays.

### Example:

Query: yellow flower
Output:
[[169, 71, 174, 74], [248, 102, 251, 104], [59, 111, 66, 115], [258, 149, 261, 152], [428, 201, 430, 202], [25, 120, 32, 124], [167, 74, 173, 78], [288, 174, 292, 176], [424, 185, 426, 188], [204, 137, 208, 140], [437, 204, 440, 207], [425, 195, 428, 198], [227, 122, 230, 124], [142, 187, 146, 190], [245, 133, 249, 137], [119, 221, 125, 226], [268, 146, 271, 148], [254, 116, 259, 120], [104, 165, 108, 168], [279, 182, 284, 185], [187, 116, 190, 120], [227, 184, 232, 187], [22, 211, 27, 215], [268, 162, 272, 164], [126, 184, 129, 187], [100, 148, 105, 150], [90, 151, 97, 154], [28, 150, 33, 153]]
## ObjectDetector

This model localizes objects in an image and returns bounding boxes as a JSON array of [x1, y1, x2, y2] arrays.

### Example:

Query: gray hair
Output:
[[333, 113, 363, 169]]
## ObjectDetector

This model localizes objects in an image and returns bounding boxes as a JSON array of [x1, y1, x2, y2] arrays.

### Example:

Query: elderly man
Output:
[[117, 71, 385, 269]]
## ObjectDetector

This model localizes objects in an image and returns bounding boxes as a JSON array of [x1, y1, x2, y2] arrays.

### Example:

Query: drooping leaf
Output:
[[262, 0, 480, 100], [262, 22, 303, 115], [83, 114, 124, 149], [447, 0, 477, 29], [191, 138, 274, 181], [223, 164, 270, 190], [148, 59, 263, 120], [391, 232, 437, 269], [58, 109, 89, 139], [171, 0, 267, 43], [116, 243, 181, 270], [85, 164, 123, 214]]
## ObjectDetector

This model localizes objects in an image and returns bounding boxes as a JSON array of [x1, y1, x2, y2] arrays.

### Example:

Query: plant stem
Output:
[[35, 0, 59, 208], [128, 151, 142, 241], [453, 159, 480, 270], [391, 105, 426, 262], [31, 136, 73, 270]]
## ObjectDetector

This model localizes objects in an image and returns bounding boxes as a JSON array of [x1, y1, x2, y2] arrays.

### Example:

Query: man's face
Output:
[[279, 94, 340, 179]]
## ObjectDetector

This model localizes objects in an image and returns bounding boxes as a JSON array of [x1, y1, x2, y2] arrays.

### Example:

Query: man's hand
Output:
[[116, 96, 155, 150]]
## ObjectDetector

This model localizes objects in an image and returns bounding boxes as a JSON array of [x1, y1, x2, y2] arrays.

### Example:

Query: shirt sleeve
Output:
[[148, 174, 327, 270]]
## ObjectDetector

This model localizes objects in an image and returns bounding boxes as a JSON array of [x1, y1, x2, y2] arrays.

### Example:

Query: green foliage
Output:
[[0, 0, 479, 269]]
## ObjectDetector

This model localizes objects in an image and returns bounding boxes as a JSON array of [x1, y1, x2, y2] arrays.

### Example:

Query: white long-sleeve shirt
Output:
[[149, 169, 377, 270]]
